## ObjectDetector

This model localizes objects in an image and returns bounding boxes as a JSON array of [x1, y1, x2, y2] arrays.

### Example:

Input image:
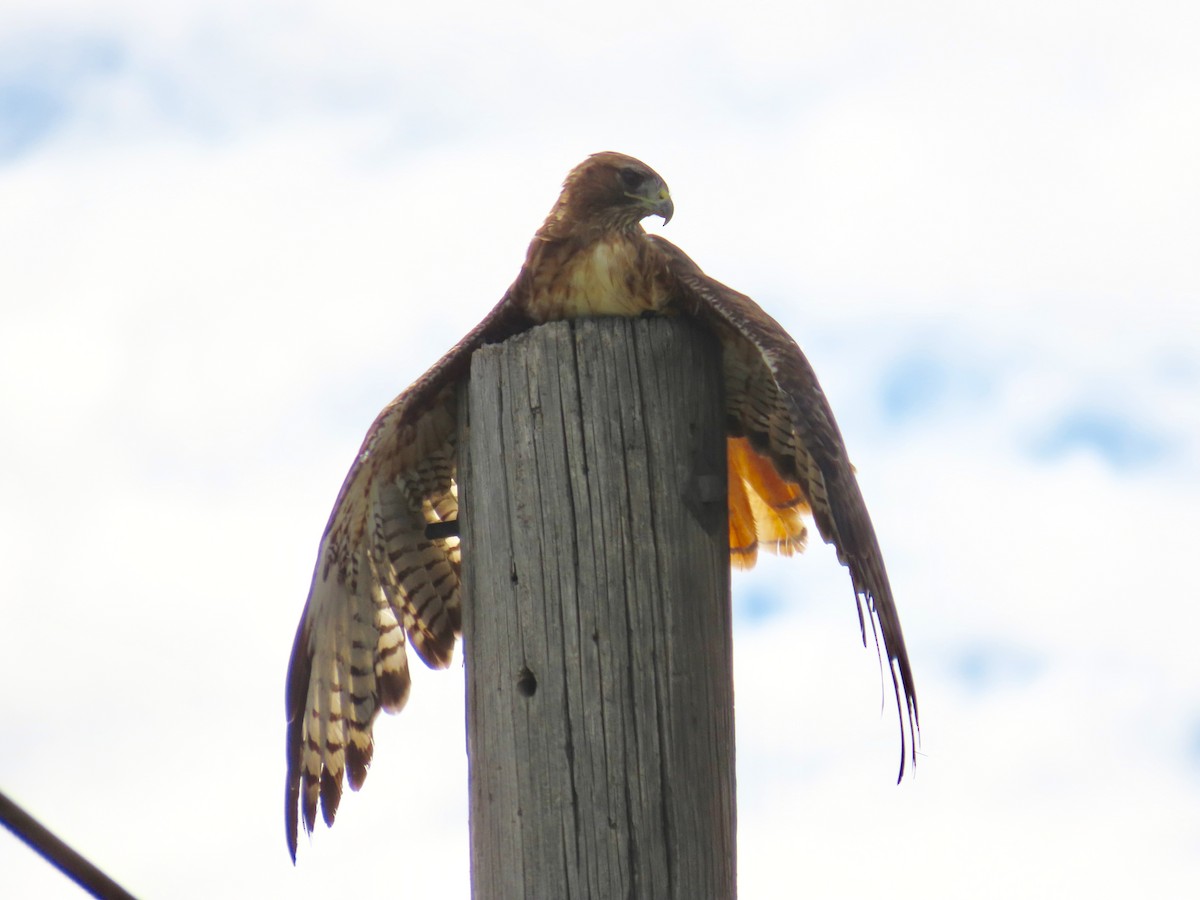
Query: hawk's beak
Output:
[[650, 181, 674, 225], [655, 192, 674, 225], [629, 182, 673, 225]]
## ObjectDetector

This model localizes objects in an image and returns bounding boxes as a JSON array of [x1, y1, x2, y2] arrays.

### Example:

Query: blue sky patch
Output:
[[882, 356, 952, 421], [0, 82, 66, 160], [878, 350, 991, 426], [1187, 719, 1200, 776], [0, 35, 124, 161], [734, 585, 788, 624], [952, 642, 1044, 692], [1032, 408, 1169, 470]]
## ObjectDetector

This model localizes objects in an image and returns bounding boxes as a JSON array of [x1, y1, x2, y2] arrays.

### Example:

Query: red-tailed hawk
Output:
[[285, 152, 919, 860]]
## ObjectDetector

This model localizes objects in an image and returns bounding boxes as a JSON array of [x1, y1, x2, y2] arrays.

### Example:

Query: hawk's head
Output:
[[543, 152, 674, 238]]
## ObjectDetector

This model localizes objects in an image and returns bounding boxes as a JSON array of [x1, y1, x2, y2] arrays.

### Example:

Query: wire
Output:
[[0, 788, 138, 900]]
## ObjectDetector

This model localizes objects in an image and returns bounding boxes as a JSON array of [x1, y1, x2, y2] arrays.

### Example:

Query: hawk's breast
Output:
[[530, 235, 669, 320]]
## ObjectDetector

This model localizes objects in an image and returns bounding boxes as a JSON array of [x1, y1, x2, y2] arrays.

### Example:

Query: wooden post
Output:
[[459, 317, 735, 900]]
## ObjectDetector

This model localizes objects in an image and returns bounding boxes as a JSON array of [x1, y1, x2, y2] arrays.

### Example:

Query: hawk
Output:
[[285, 151, 919, 860]]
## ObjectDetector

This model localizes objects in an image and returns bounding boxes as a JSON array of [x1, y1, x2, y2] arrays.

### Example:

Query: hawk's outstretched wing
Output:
[[284, 298, 528, 861], [651, 233, 919, 774]]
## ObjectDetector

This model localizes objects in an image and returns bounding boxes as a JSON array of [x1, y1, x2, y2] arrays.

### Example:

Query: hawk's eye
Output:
[[619, 167, 644, 190]]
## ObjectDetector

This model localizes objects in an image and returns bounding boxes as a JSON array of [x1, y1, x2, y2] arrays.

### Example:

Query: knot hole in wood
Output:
[[516, 665, 538, 698]]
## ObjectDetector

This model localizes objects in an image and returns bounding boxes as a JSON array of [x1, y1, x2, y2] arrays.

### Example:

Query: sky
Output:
[[2, 0, 1198, 897]]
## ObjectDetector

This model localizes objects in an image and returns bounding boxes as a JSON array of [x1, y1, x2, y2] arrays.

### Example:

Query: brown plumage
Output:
[[285, 151, 919, 860]]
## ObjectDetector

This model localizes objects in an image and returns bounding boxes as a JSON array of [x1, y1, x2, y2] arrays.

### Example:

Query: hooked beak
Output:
[[628, 181, 673, 225], [653, 191, 674, 225]]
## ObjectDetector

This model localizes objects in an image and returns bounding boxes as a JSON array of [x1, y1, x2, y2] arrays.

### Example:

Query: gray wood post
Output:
[[459, 317, 736, 900]]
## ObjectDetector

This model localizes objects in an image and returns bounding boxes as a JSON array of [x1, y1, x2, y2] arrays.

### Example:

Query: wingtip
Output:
[[346, 739, 373, 792], [285, 685, 305, 862], [286, 775, 300, 863], [892, 656, 921, 784], [319, 768, 342, 828]]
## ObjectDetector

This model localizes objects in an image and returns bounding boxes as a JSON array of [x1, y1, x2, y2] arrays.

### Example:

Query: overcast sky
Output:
[[2, 1, 1198, 897]]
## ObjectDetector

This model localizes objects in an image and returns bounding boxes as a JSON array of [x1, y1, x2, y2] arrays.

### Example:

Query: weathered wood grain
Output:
[[460, 317, 735, 900]]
